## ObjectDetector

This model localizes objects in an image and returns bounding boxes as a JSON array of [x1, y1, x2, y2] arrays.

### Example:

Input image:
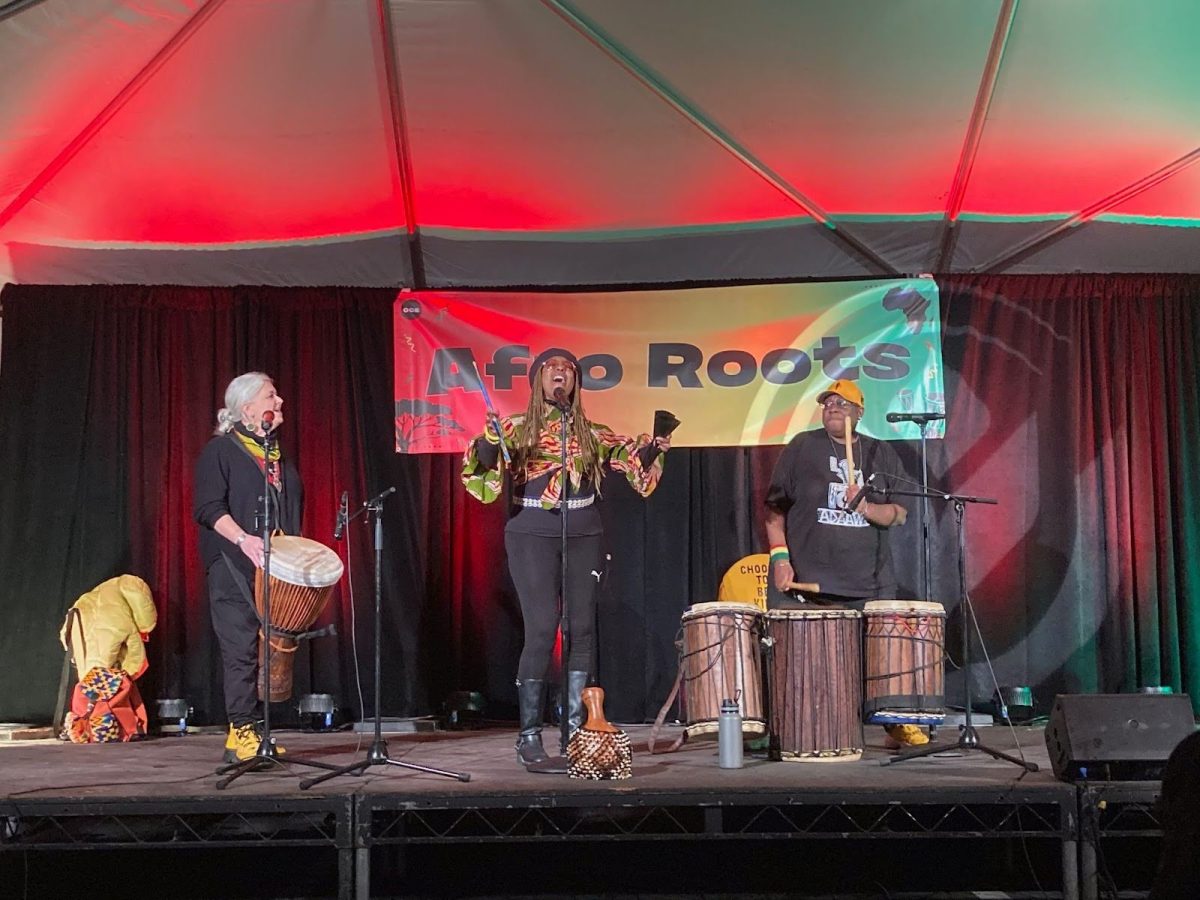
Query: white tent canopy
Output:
[[2, 0, 1199, 287]]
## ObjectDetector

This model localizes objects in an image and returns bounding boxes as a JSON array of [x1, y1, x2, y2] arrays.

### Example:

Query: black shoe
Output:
[[516, 732, 548, 766]]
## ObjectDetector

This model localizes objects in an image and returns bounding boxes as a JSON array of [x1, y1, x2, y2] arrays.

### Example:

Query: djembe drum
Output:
[[254, 535, 343, 701], [862, 600, 946, 726], [679, 602, 767, 741], [767, 608, 863, 762]]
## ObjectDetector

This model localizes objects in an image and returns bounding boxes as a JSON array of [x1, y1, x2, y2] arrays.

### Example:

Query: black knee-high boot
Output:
[[515, 678, 548, 766], [565, 671, 589, 741]]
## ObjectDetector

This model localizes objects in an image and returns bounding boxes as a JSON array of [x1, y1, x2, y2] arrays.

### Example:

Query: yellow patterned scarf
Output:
[[232, 426, 282, 490]]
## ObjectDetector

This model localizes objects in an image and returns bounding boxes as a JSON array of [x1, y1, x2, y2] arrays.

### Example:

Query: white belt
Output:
[[520, 494, 595, 510]]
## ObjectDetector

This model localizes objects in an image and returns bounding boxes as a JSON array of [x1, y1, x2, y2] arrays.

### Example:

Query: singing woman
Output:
[[462, 350, 669, 768]]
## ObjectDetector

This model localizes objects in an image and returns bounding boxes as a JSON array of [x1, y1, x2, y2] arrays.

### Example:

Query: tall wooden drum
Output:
[[679, 603, 766, 740], [862, 600, 946, 726], [767, 609, 863, 762]]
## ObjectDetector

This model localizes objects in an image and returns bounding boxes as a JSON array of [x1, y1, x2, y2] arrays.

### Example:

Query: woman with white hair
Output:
[[193, 372, 302, 763]]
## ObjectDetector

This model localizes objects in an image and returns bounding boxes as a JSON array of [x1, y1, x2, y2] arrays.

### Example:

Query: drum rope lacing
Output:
[[863, 623, 945, 681], [676, 619, 761, 682]]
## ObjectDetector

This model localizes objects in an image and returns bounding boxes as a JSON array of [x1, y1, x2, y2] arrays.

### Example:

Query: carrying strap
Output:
[[54, 607, 84, 733], [228, 431, 285, 525], [861, 438, 879, 479], [220, 552, 336, 644], [222, 552, 266, 628], [647, 664, 686, 754], [266, 622, 339, 644]]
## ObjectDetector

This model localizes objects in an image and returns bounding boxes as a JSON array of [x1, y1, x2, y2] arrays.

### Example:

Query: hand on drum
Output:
[[772, 557, 795, 592], [240, 534, 267, 569]]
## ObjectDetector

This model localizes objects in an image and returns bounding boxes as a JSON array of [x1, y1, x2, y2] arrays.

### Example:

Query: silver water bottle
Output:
[[718, 697, 743, 769]]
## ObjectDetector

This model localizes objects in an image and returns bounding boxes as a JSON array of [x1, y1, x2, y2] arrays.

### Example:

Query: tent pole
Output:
[[541, 0, 898, 276], [977, 145, 1200, 273], [932, 0, 1018, 274], [0, 0, 229, 234], [374, 0, 425, 289], [0, 0, 49, 26]]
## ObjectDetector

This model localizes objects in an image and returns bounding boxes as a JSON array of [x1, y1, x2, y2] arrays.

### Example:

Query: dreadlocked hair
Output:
[[512, 385, 606, 494]]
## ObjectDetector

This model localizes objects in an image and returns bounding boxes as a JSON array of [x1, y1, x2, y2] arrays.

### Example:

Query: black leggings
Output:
[[505, 530, 602, 679]]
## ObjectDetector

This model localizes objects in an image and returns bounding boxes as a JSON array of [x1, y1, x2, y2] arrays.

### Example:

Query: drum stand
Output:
[[878, 490, 1037, 772], [217, 427, 343, 789], [300, 486, 470, 788]]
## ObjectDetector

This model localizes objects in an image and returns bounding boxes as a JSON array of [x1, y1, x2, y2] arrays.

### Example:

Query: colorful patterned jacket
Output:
[[461, 407, 663, 506]]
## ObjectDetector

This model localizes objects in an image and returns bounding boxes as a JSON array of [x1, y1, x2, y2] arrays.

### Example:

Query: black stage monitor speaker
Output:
[[1045, 693, 1196, 782]]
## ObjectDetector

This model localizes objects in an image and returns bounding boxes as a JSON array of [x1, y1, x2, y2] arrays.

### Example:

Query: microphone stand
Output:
[[527, 398, 575, 775], [218, 424, 342, 788], [887, 414, 941, 600], [918, 420, 933, 601], [879, 486, 1037, 772], [301, 486, 470, 788], [911, 422, 936, 737]]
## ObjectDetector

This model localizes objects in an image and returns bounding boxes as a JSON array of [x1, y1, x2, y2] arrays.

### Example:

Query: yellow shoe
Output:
[[223, 722, 287, 763], [883, 724, 929, 750]]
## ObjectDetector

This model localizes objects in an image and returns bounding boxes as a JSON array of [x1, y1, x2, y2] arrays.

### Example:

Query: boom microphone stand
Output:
[[879, 485, 1037, 772], [218, 416, 342, 788], [301, 486, 470, 788]]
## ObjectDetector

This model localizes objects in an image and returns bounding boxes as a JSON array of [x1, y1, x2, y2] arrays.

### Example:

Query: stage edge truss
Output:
[[1077, 782, 1163, 900], [1, 785, 1171, 900]]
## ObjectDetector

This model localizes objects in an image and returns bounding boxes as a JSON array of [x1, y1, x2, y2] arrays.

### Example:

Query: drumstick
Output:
[[470, 359, 511, 465], [787, 582, 820, 593]]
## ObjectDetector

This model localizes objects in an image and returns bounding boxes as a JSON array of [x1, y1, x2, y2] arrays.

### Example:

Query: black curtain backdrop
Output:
[[0, 276, 1197, 726]]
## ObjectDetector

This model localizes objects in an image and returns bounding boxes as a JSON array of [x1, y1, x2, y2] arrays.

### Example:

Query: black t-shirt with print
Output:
[[765, 429, 908, 598]]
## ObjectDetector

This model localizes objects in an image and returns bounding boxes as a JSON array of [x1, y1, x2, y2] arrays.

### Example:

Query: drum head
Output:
[[267, 535, 344, 587], [864, 600, 945, 615], [766, 608, 862, 620], [681, 602, 763, 622]]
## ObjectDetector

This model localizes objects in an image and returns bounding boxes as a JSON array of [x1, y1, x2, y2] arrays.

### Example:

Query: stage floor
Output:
[[0, 721, 1059, 798], [0, 722, 1160, 899]]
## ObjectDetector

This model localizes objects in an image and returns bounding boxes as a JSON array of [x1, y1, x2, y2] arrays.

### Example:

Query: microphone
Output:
[[260, 409, 276, 433], [886, 411, 945, 423], [333, 490, 348, 540], [847, 473, 875, 511], [552, 387, 569, 410]]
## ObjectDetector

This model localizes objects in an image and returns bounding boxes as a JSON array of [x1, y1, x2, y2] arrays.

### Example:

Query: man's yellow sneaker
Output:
[[883, 724, 930, 750], [223, 722, 287, 763]]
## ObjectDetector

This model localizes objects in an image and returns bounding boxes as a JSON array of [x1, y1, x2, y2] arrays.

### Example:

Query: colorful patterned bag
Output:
[[62, 666, 148, 743]]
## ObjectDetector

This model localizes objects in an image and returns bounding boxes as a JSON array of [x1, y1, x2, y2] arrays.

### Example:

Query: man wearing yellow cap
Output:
[[764, 378, 926, 748]]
